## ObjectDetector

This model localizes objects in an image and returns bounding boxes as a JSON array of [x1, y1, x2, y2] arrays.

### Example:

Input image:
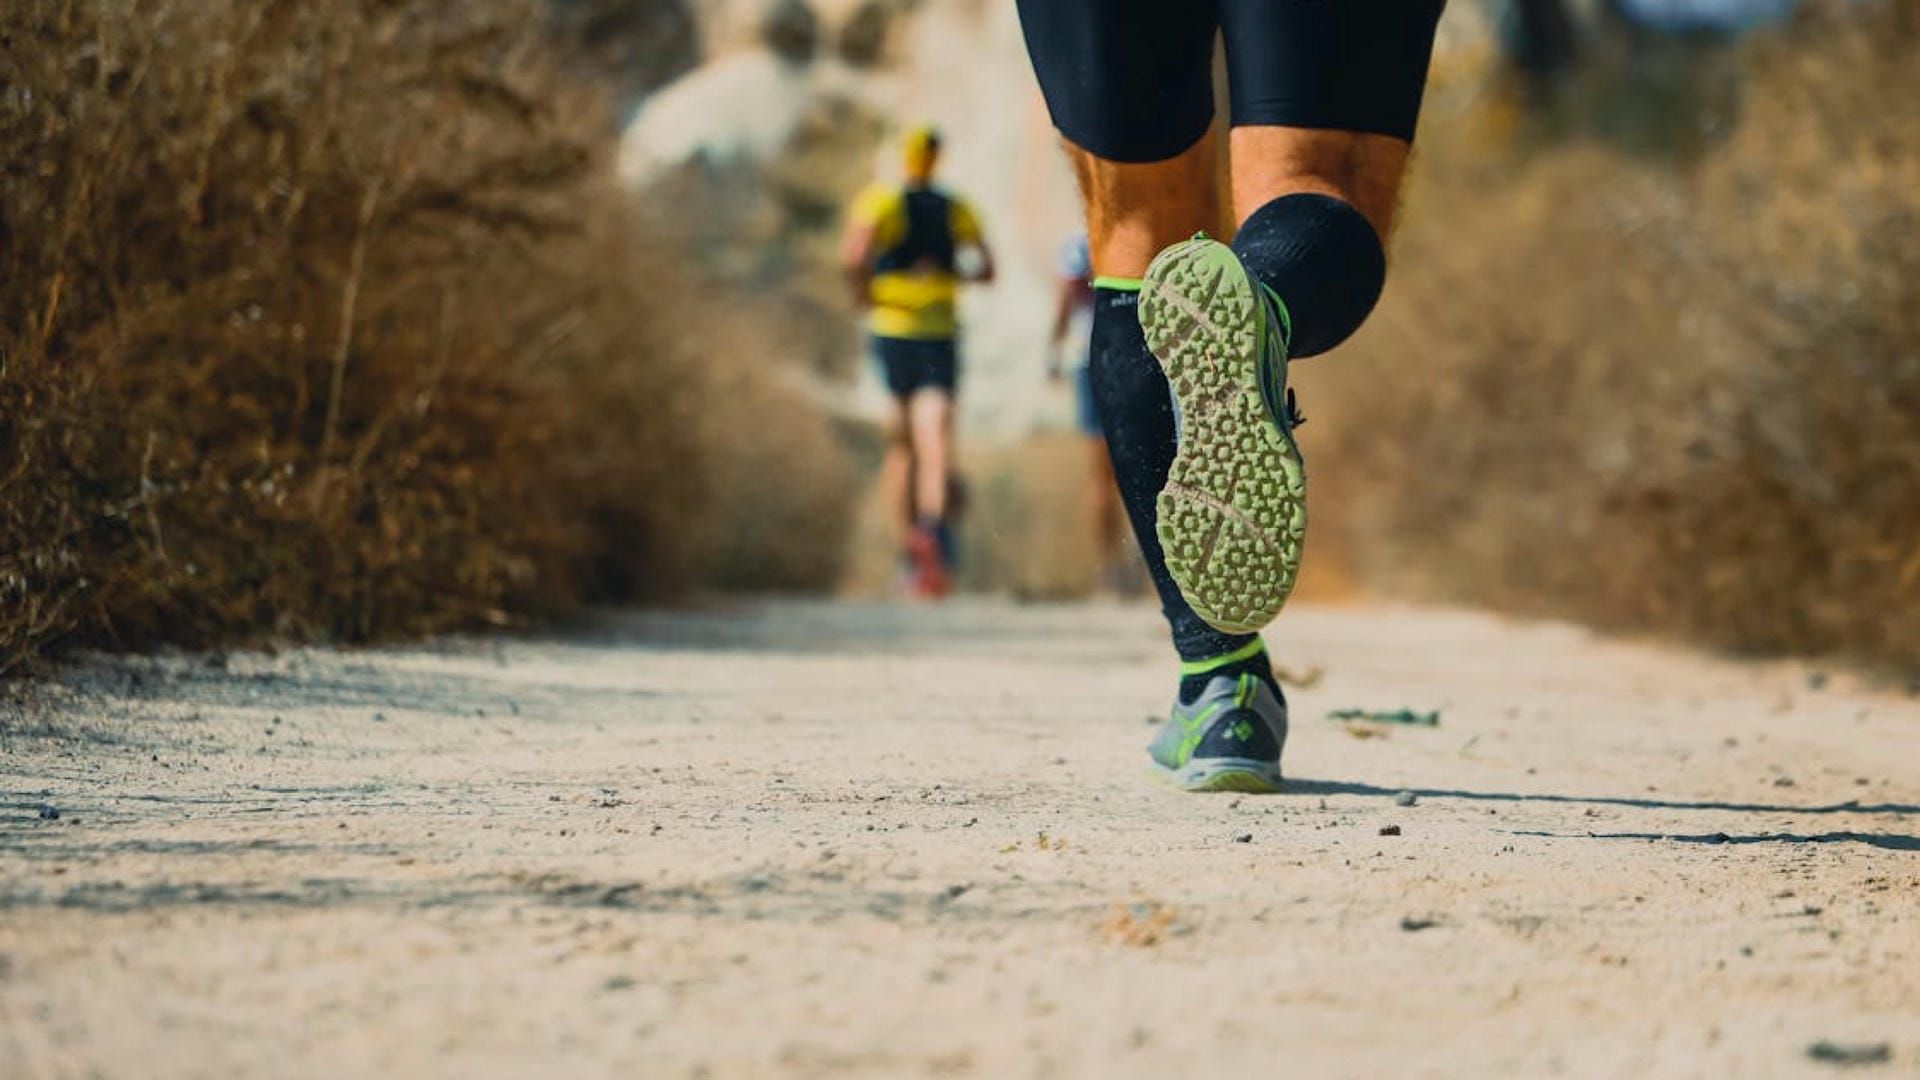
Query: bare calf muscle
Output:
[[1229, 126, 1412, 241], [1068, 136, 1220, 280]]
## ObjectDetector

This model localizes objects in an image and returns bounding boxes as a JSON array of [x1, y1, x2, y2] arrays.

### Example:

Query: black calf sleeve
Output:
[[1089, 287, 1260, 663], [1230, 193, 1386, 359]]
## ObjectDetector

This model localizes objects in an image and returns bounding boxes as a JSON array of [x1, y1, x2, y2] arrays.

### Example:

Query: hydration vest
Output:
[[872, 187, 957, 274]]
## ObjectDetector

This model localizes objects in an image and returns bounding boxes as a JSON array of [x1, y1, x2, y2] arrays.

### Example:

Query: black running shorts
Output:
[[1016, 0, 1447, 163], [872, 335, 960, 398]]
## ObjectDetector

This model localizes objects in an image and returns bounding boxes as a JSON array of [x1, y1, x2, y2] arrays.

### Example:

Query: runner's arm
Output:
[[964, 238, 996, 285], [1049, 272, 1078, 346], [951, 198, 995, 285], [839, 220, 875, 308], [1046, 272, 1077, 379]]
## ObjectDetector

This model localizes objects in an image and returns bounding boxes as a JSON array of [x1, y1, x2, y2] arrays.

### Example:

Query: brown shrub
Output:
[[0, 0, 854, 672], [956, 434, 1109, 601], [1304, 2, 1919, 668]]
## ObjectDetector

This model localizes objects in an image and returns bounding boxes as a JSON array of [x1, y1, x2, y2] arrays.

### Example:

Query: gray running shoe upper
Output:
[[1148, 672, 1289, 772]]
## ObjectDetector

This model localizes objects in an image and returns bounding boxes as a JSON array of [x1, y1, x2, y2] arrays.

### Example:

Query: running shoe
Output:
[[1137, 234, 1307, 634], [904, 523, 950, 600], [1148, 670, 1288, 793]]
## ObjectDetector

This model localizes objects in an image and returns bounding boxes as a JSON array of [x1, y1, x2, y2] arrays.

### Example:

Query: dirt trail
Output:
[[2, 599, 1916, 1078]]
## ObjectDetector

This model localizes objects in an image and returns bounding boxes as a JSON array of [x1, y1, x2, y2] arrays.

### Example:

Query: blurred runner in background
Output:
[[1047, 234, 1132, 596], [840, 125, 995, 599], [1019, 0, 1444, 791]]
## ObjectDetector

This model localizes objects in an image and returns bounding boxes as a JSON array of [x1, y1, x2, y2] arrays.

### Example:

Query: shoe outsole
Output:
[[1154, 758, 1285, 794], [1138, 237, 1306, 635]]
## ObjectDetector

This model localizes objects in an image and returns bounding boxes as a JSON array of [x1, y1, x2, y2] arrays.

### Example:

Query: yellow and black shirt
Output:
[[849, 182, 983, 342]]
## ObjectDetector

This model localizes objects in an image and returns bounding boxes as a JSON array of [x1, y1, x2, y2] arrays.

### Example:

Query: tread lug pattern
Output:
[[1138, 239, 1307, 634]]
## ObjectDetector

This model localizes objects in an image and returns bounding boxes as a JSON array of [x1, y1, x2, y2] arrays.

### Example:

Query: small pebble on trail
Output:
[[1394, 791, 1417, 807]]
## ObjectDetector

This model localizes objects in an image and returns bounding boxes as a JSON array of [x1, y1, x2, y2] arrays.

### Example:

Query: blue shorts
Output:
[[872, 335, 959, 398]]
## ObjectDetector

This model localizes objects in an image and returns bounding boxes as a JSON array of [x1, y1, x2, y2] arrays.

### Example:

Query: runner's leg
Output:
[[1020, 0, 1303, 791], [1220, 0, 1445, 358], [1127, 4, 1444, 633], [875, 345, 916, 546], [1018, 0, 1269, 663], [908, 388, 951, 524], [1068, 138, 1219, 285]]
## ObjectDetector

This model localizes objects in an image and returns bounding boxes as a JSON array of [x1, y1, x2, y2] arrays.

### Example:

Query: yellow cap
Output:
[[902, 123, 941, 179]]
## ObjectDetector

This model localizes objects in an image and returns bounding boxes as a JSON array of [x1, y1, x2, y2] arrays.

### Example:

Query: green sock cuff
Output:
[[1092, 275, 1143, 292], [1178, 638, 1267, 676]]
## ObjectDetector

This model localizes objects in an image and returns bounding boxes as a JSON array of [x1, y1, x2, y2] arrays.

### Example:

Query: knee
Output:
[[1231, 192, 1386, 359], [885, 410, 912, 449], [909, 391, 952, 432]]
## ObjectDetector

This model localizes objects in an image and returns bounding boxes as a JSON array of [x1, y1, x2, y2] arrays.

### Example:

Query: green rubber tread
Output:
[[1183, 766, 1283, 794], [1138, 237, 1307, 635], [1152, 761, 1284, 794]]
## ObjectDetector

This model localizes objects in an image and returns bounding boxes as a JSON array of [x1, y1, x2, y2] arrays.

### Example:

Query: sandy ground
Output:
[[1, 598, 1915, 1078]]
